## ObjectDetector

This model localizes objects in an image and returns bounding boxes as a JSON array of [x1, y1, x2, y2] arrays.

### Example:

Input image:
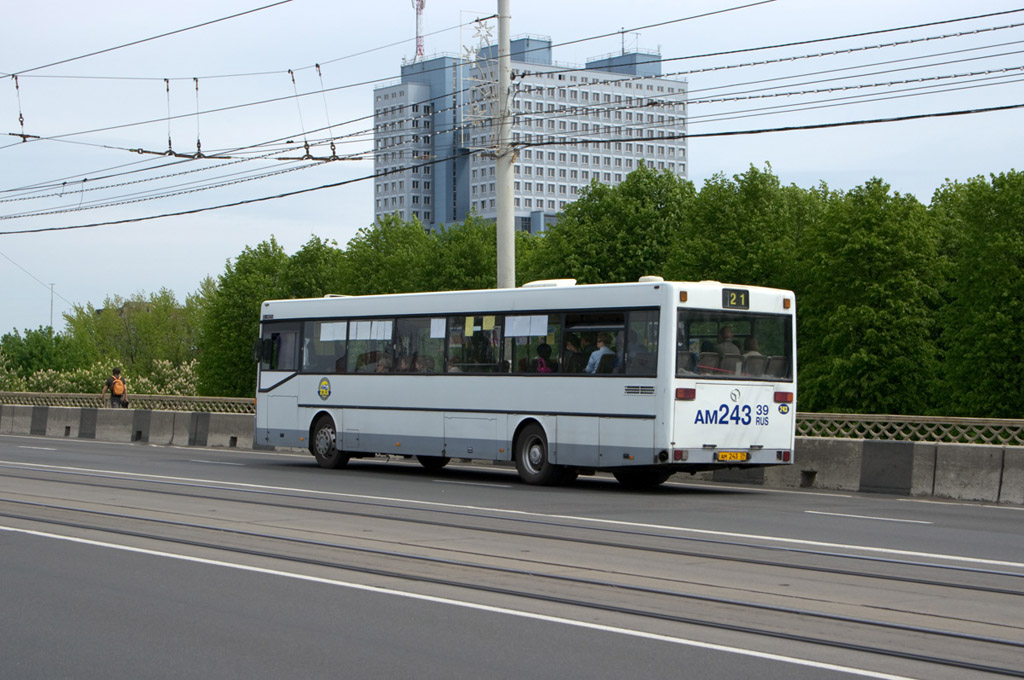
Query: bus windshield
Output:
[[676, 309, 792, 380]]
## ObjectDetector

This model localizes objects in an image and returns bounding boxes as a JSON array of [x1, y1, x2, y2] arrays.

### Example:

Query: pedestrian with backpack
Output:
[[101, 367, 128, 408]]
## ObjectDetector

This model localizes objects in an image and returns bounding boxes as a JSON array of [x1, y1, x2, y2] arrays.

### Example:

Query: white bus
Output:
[[254, 277, 795, 488]]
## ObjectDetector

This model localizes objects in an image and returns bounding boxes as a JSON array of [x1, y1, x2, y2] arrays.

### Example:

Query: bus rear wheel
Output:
[[416, 455, 450, 471], [612, 469, 672, 489], [515, 424, 564, 485], [311, 416, 349, 469]]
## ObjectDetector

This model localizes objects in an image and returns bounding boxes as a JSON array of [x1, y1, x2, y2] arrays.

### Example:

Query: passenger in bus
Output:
[[742, 337, 767, 376], [375, 355, 392, 373], [396, 355, 413, 373], [743, 336, 762, 357], [533, 343, 554, 373], [585, 332, 616, 374], [564, 334, 587, 373], [628, 329, 649, 354], [446, 358, 462, 373], [715, 326, 741, 356]]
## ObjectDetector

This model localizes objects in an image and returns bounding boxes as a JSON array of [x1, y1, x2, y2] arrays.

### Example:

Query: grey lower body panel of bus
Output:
[[261, 407, 662, 467]]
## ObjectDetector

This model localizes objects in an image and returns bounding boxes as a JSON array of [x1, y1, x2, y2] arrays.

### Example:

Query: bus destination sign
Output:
[[722, 288, 750, 310]]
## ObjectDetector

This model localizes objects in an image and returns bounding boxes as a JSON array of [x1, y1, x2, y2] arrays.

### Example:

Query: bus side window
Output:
[[505, 314, 561, 374], [625, 310, 658, 376], [394, 317, 445, 373], [260, 322, 300, 371], [347, 319, 394, 373], [303, 321, 347, 374], [448, 315, 503, 373]]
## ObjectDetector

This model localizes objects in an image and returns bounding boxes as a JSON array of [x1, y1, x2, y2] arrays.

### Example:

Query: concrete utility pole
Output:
[[495, 0, 515, 288]]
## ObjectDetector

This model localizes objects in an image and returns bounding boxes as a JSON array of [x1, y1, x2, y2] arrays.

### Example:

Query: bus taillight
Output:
[[774, 391, 794, 403], [676, 388, 696, 400]]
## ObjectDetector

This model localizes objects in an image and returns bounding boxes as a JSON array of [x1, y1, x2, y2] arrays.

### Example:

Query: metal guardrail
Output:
[[797, 412, 1024, 447], [0, 392, 254, 414], [2, 392, 1021, 446]]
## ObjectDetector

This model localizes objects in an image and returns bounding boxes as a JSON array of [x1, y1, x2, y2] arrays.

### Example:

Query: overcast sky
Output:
[[1, 0, 1021, 335]]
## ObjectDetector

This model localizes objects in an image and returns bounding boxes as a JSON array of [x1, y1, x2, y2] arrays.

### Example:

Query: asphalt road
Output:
[[1, 434, 1022, 680]]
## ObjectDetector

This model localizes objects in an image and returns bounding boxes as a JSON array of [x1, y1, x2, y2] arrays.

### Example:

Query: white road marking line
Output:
[[0, 525, 920, 680], [898, 498, 1024, 512], [17, 446, 57, 451], [190, 460, 245, 466], [805, 511, 932, 525], [1, 459, 1020, 569]]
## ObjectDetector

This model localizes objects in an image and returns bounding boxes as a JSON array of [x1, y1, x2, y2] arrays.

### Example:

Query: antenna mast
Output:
[[412, 0, 426, 61]]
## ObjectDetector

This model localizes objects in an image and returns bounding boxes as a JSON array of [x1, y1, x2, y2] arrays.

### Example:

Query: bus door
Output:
[[257, 321, 301, 446]]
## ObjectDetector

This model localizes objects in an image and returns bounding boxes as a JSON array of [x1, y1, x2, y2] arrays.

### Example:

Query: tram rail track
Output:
[[1, 465, 1021, 597], [2, 464, 1024, 678]]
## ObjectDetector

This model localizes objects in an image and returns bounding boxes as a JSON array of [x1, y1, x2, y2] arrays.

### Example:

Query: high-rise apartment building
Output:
[[373, 36, 687, 232]]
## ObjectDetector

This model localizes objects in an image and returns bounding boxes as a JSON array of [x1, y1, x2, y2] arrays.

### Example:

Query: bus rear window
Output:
[[677, 310, 792, 380]]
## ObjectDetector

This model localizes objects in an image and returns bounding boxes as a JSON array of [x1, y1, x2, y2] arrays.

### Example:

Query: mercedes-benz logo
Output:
[[730, 389, 741, 403]]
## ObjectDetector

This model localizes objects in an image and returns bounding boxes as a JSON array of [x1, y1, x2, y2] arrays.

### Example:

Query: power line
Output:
[[8, 8, 1017, 157], [4, 0, 294, 77], [8, 20, 477, 83], [523, 102, 1024, 149], [4, 8, 1022, 223], [3, 103, 1021, 237], [0, 2, 777, 150], [520, 7, 1024, 79], [0, 250, 74, 306]]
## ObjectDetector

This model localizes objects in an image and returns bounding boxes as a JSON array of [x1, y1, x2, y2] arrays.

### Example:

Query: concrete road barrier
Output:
[[0, 405, 1019, 504]]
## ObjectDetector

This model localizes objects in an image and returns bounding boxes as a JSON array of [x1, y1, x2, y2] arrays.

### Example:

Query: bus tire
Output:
[[416, 455, 450, 471], [612, 469, 672, 489], [515, 424, 561, 485], [311, 416, 349, 469]]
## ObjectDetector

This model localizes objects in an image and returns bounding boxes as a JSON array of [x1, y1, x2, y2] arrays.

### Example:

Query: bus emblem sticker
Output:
[[318, 378, 331, 400], [778, 404, 790, 415]]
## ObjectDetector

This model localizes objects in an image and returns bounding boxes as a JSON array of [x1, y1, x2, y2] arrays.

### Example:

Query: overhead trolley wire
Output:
[[7, 19, 478, 83], [2, 102, 1022, 237], [8, 8, 1020, 155], [518, 7, 1024, 80], [4, 6, 1022, 221], [4, 0, 294, 77], [498, 40, 1024, 132], [0, 2, 775, 150]]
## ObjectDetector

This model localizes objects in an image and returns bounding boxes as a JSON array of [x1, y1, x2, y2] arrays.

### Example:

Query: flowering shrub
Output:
[[16, 359, 197, 396], [0, 349, 26, 391]]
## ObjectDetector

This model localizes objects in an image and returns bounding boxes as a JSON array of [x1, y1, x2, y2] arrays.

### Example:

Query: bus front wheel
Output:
[[515, 424, 562, 485], [311, 416, 349, 469]]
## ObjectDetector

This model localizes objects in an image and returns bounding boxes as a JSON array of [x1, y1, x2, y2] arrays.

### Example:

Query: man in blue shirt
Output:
[[585, 333, 615, 374]]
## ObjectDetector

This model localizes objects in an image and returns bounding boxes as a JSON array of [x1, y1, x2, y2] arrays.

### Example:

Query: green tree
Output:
[[429, 215, 498, 290], [197, 238, 289, 396], [63, 289, 199, 374], [0, 326, 93, 378], [280, 235, 347, 298], [521, 162, 696, 283], [339, 215, 433, 294], [664, 165, 817, 291], [796, 179, 941, 414], [931, 171, 1024, 417]]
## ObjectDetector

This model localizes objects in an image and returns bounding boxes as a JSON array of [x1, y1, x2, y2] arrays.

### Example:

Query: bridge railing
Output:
[[0, 391, 253, 414], [2, 392, 1021, 446], [797, 412, 1023, 447]]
